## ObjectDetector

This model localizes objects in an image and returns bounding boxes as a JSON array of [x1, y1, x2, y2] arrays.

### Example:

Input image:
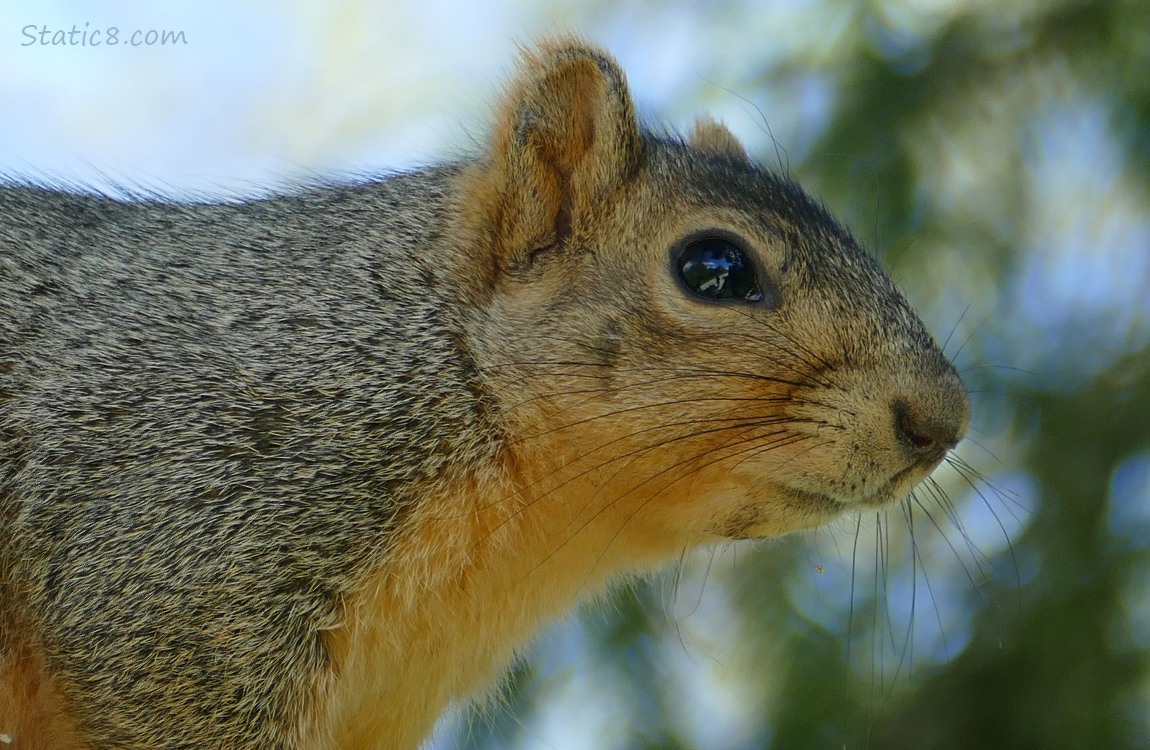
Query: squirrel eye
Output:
[[677, 237, 764, 302]]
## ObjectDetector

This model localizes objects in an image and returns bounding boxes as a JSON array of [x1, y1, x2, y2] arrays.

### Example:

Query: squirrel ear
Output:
[[689, 117, 749, 162], [458, 37, 643, 275]]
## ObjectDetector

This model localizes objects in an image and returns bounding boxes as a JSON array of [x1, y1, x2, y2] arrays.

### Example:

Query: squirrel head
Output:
[[451, 37, 969, 548]]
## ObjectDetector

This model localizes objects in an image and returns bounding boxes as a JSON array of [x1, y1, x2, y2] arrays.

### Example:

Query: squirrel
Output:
[[0, 37, 970, 750]]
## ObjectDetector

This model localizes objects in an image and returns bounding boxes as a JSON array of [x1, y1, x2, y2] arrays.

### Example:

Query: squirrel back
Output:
[[0, 38, 969, 749]]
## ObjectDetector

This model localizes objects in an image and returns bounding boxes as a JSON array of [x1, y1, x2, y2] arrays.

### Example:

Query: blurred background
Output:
[[2, 0, 1147, 747]]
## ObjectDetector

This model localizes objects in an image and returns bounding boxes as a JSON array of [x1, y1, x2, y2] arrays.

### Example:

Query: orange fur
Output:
[[315, 445, 683, 748], [0, 642, 83, 750], [311, 380, 843, 748]]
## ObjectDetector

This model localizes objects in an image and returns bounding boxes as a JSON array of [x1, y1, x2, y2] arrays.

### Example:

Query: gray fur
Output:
[[0, 170, 499, 747]]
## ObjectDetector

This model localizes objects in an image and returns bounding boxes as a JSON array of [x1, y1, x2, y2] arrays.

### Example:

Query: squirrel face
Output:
[[633, 138, 970, 538], [453, 39, 969, 548]]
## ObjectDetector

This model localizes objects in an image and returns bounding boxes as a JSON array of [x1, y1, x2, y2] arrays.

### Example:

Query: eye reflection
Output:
[[678, 237, 764, 302]]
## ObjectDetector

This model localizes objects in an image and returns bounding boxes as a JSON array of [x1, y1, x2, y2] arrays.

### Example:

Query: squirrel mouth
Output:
[[850, 457, 950, 509], [713, 459, 948, 540], [784, 456, 948, 514]]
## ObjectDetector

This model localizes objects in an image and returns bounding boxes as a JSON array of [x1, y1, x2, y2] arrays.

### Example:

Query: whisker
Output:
[[945, 462, 1024, 590], [941, 304, 972, 356], [906, 484, 988, 600], [907, 493, 951, 658], [847, 513, 864, 670]]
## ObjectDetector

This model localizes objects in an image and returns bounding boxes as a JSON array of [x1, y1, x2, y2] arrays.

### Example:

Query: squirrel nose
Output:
[[891, 395, 967, 462]]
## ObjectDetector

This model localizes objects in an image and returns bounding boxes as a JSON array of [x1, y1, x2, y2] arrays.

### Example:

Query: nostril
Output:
[[892, 398, 955, 457]]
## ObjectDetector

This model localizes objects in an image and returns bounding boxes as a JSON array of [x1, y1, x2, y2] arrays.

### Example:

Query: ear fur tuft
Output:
[[688, 117, 749, 162], [455, 37, 644, 276]]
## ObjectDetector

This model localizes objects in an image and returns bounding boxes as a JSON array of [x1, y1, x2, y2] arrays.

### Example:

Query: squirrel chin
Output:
[[768, 452, 952, 527]]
